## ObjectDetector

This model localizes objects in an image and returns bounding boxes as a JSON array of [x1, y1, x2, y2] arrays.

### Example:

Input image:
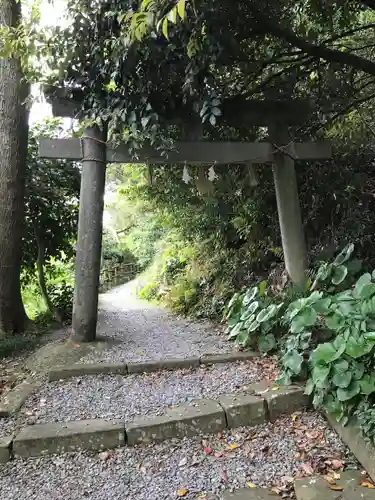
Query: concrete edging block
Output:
[[127, 357, 200, 374], [219, 393, 266, 428], [200, 351, 258, 365], [264, 385, 310, 421], [294, 470, 371, 500], [126, 398, 225, 445], [13, 419, 125, 458], [46, 351, 260, 380], [327, 413, 375, 483], [0, 435, 13, 463], [245, 381, 310, 421], [222, 488, 279, 499], [48, 362, 128, 381], [0, 379, 41, 417]]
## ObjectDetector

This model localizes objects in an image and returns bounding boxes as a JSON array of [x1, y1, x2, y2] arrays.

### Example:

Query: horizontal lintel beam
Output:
[[39, 139, 331, 164], [44, 87, 312, 125]]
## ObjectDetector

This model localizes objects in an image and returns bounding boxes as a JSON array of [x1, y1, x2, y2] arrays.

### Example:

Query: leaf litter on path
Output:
[[0, 411, 359, 500]]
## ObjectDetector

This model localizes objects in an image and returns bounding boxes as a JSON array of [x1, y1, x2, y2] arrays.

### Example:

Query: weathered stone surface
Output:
[[126, 398, 225, 445], [264, 385, 309, 421], [327, 414, 375, 483], [245, 380, 273, 396], [223, 487, 279, 499], [48, 362, 127, 381], [294, 470, 375, 500], [0, 379, 41, 417], [219, 393, 266, 428], [244, 382, 309, 421], [200, 351, 258, 365], [13, 419, 125, 457], [0, 436, 13, 463], [127, 357, 200, 374]]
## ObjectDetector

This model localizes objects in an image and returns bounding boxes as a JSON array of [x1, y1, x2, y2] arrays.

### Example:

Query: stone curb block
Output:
[[127, 357, 200, 374], [6, 381, 310, 458], [222, 489, 278, 499], [294, 470, 367, 500], [200, 352, 258, 365], [0, 379, 41, 417], [48, 362, 128, 381], [264, 385, 310, 421], [46, 351, 259, 380], [0, 436, 13, 463], [13, 419, 125, 458], [246, 381, 310, 421], [327, 413, 375, 483], [126, 398, 225, 446], [219, 393, 266, 428]]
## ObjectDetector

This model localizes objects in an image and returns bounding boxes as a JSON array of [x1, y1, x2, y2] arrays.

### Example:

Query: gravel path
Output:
[[18, 360, 277, 424], [79, 281, 237, 364], [0, 412, 357, 500], [0, 417, 18, 439]]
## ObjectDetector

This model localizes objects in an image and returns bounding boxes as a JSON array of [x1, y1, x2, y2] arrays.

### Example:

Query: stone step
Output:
[[204, 488, 281, 499], [294, 470, 375, 500], [222, 488, 279, 499]]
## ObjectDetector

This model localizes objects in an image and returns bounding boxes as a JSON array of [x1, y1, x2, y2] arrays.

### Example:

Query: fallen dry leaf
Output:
[[361, 480, 375, 489], [72, 343, 80, 348], [217, 432, 223, 440], [247, 481, 257, 488], [176, 487, 189, 497], [214, 451, 224, 458], [331, 459, 344, 470], [324, 473, 340, 485], [203, 447, 213, 455], [220, 470, 228, 483], [271, 486, 282, 495], [99, 451, 112, 461], [227, 443, 242, 450], [272, 386, 280, 391], [330, 485, 344, 491], [178, 457, 188, 467], [300, 463, 314, 475]]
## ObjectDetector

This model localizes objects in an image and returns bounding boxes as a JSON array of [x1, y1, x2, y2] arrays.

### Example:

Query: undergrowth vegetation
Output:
[[225, 243, 375, 444]]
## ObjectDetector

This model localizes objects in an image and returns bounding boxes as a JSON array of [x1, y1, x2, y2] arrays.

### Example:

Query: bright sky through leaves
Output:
[[29, 0, 68, 123]]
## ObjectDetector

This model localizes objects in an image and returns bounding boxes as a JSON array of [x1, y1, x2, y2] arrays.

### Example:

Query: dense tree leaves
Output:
[[40, 0, 375, 147], [23, 118, 80, 276]]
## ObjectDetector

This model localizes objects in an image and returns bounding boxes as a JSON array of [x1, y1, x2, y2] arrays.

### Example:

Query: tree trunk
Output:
[[0, 0, 29, 335], [269, 125, 308, 288], [35, 232, 63, 323]]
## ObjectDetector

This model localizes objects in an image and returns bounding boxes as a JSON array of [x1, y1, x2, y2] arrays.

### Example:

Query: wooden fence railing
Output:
[[99, 262, 140, 292]]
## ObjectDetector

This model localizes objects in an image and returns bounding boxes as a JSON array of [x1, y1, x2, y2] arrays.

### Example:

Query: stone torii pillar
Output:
[[269, 124, 308, 288], [72, 126, 107, 342]]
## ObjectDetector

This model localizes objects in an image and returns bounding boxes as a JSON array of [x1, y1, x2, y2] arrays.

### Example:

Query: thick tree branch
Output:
[[322, 23, 375, 45], [362, 0, 375, 9], [249, 7, 375, 77]]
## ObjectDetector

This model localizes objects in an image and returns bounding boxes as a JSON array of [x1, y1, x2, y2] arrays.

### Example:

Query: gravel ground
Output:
[[19, 359, 278, 424], [0, 411, 357, 500], [79, 281, 236, 364], [0, 416, 18, 439]]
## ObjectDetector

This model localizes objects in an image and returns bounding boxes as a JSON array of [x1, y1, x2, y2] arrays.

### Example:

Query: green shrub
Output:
[[47, 282, 74, 319], [139, 281, 160, 300], [224, 244, 375, 444], [224, 281, 283, 353]]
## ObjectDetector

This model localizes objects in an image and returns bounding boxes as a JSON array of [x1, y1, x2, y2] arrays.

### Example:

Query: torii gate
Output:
[[39, 91, 331, 343]]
